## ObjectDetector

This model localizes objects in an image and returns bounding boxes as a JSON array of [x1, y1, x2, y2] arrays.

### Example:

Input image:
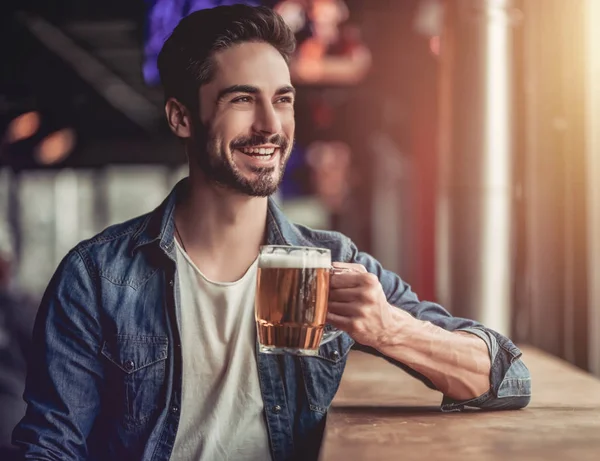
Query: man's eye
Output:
[[277, 96, 294, 104], [232, 96, 252, 103]]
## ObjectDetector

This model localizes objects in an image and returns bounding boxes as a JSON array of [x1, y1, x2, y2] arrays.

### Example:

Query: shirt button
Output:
[[171, 405, 179, 414], [272, 405, 282, 414], [169, 279, 174, 287], [123, 360, 135, 372], [331, 350, 340, 360]]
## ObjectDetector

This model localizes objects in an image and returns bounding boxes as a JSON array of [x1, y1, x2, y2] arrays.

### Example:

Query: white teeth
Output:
[[238, 146, 278, 156]]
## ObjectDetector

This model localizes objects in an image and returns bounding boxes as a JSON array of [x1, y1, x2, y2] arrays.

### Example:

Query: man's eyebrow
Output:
[[275, 86, 296, 97]]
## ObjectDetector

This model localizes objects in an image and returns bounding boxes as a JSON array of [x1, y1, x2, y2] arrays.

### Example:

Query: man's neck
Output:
[[175, 176, 269, 282]]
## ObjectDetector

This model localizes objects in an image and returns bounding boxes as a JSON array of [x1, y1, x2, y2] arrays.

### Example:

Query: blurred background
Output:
[[1, 0, 600, 447]]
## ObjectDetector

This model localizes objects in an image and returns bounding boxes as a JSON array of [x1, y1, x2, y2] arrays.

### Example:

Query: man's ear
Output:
[[165, 98, 192, 138]]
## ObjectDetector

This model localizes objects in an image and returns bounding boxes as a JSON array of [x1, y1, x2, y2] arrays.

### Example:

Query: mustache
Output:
[[230, 134, 289, 150]]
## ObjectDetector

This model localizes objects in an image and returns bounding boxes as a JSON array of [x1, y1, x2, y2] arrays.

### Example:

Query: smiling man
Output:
[[13, 5, 531, 461]]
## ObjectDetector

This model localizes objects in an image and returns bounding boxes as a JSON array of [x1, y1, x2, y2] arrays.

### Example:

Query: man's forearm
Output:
[[375, 307, 492, 401]]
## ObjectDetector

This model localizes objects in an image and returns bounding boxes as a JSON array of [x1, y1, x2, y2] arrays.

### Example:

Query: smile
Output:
[[238, 146, 278, 157], [233, 145, 281, 168]]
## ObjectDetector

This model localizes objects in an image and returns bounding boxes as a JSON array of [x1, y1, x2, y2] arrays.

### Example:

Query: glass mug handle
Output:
[[320, 266, 351, 346]]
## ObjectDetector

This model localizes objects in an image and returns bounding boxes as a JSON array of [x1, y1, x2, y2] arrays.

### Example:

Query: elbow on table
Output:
[[512, 394, 532, 409], [492, 358, 532, 410], [486, 393, 531, 411]]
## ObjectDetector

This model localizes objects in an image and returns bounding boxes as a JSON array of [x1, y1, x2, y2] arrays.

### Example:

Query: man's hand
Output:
[[327, 262, 416, 348]]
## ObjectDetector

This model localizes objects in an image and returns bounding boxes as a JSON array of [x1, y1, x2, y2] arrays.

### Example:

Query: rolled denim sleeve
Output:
[[441, 327, 531, 411], [12, 249, 103, 460], [345, 241, 531, 411]]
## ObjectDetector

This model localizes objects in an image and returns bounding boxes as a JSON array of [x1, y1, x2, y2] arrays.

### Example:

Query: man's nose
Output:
[[253, 102, 282, 135]]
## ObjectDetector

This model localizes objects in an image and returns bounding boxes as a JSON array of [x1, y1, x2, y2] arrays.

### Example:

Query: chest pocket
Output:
[[300, 333, 354, 414], [101, 335, 168, 426]]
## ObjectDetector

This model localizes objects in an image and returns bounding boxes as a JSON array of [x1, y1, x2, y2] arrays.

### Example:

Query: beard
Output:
[[190, 118, 292, 197]]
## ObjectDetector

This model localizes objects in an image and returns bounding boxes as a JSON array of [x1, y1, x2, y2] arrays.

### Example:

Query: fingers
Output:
[[327, 301, 362, 317], [328, 287, 361, 302], [332, 262, 368, 273], [326, 311, 354, 330], [328, 286, 380, 304], [330, 270, 380, 290], [329, 272, 363, 289], [326, 304, 371, 338]]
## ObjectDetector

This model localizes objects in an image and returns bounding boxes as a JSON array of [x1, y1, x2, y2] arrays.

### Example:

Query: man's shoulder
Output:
[[66, 212, 154, 283], [76, 212, 150, 254]]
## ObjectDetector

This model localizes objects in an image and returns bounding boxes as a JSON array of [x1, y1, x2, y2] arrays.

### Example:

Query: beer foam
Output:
[[259, 252, 331, 269]]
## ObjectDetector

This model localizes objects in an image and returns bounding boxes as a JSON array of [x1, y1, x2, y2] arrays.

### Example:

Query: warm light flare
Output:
[[34, 128, 76, 165], [5, 111, 41, 143]]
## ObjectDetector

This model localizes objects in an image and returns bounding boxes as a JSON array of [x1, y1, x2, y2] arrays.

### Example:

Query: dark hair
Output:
[[157, 5, 296, 111]]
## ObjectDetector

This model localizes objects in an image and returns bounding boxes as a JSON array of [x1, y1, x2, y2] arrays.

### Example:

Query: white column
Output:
[[437, 0, 520, 334]]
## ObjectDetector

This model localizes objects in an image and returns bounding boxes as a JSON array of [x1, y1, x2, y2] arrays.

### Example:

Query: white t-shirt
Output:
[[171, 241, 271, 461]]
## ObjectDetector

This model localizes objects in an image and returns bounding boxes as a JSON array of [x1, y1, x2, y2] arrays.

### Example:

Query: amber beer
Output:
[[255, 246, 332, 355]]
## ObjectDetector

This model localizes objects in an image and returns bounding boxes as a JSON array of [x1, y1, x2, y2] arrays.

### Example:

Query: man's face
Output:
[[191, 41, 295, 197]]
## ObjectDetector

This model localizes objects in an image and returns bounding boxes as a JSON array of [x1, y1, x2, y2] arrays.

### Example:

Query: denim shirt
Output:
[[13, 181, 531, 460]]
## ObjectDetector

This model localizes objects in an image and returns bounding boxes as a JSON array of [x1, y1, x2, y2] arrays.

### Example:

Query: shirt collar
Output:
[[131, 178, 294, 256]]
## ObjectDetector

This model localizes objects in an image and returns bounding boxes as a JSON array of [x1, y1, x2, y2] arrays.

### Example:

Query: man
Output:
[[13, 5, 531, 461]]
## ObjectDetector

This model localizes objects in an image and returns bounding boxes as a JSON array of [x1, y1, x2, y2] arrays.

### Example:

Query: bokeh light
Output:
[[5, 111, 41, 143], [34, 128, 76, 165]]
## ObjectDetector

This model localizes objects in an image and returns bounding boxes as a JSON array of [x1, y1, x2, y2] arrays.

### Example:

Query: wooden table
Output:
[[320, 346, 600, 461]]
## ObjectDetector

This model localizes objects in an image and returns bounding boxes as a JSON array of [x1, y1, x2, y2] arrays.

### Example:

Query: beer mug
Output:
[[255, 245, 344, 356]]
